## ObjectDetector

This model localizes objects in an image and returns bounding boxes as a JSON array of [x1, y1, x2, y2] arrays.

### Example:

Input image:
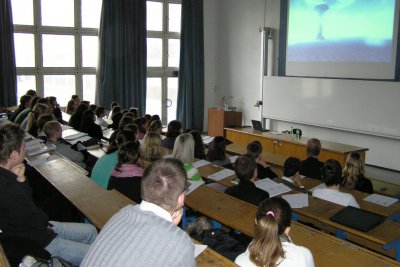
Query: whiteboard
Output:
[[262, 76, 400, 139]]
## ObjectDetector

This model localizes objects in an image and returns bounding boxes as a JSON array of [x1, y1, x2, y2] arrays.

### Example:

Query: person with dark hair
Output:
[[225, 155, 269, 206], [342, 152, 373, 194], [22, 103, 50, 137], [80, 109, 103, 140], [206, 136, 233, 168], [235, 198, 314, 267], [10, 95, 32, 122], [108, 116, 134, 144], [94, 106, 108, 128], [89, 104, 97, 112], [44, 121, 86, 169], [190, 130, 206, 160], [127, 108, 138, 118], [148, 119, 163, 134], [68, 103, 89, 130], [312, 159, 359, 208], [47, 96, 65, 124], [26, 89, 37, 97], [71, 95, 81, 107], [36, 114, 55, 139], [91, 130, 136, 189], [273, 157, 307, 193], [82, 158, 194, 267], [14, 96, 41, 125], [133, 117, 148, 140], [246, 141, 278, 179], [162, 120, 182, 150], [150, 114, 160, 123], [0, 124, 97, 266], [108, 105, 121, 120], [107, 141, 144, 203], [108, 111, 123, 130], [144, 114, 152, 128], [300, 138, 324, 179]]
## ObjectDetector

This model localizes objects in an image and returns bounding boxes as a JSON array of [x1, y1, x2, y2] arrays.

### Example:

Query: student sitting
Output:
[[235, 198, 315, 267], [0, 124, 97, 266], [65, 99, 77, 115], [36, 114, 55, 140], [108, 116, 134, 144], [108, 111, 123, 130], [95, 106, 109, 128], [91, 130, 136, 189], [273, 157, 307, 193], [206, 136, 233, 169], [147, 119, 163, 134], [141, 132, 168, 161], [162, 120, 182, 150], [107, 102, 119, 119], [225, 155, 269, 206], [47, 96, 64, 124], [23, 103, 50, 137], [312, 159, 360, 208], [191, 130, 206, 160], [300, 138, 324, 179], [246, 141, 278, 179], [14, 96, 40, 125], [172, 133, 202, 181], [133, 117, 148, 140], [68, 103, 89, 130], [44, 121, 86, 169], [342, 152, 373, 194], [108, 141, 144, 203], [80, 109, 103, 140], [10, 95, 32, 122]]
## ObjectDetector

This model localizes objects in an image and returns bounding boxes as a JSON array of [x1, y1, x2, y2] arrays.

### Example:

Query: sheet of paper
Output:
[[207, 168, 235, 181], [63, 132, 87, 140], [186, 180, 205, 195], [61, 124, 72, 131], [192, 159, 211, 168], [194, 244, 207, 258], [363, 193, 398, 207], [202, 135, 215, 145], [310, 183, 326, 192], [229, 155, 239, 163], [255, 178, 292, 197], [282, 193, 309, 208]]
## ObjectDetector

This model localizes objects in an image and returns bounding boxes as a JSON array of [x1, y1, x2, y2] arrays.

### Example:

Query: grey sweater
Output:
[[81, 205, 195, 267]]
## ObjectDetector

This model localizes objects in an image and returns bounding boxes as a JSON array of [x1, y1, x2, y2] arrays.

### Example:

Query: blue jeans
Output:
[[45, 221, 97, 266]]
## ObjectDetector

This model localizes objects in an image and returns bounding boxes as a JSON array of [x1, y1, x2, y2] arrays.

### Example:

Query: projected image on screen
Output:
[[285, 0, 399, 79]]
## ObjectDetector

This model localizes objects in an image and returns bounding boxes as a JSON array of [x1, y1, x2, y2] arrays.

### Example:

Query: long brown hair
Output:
[[342, 152, 363, 189], [249, 198, 292, 267]]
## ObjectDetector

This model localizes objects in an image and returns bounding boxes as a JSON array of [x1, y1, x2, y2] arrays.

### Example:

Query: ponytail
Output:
[[116, 141, 140, 170], [249, 213, 284, 267], [249, 198, 292, 267]]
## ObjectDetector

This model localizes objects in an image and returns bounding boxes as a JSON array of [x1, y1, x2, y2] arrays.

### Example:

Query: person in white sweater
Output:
[[81, 158, 195, 267], [312, 159, 360, 208], [235, 197, 314, 267]]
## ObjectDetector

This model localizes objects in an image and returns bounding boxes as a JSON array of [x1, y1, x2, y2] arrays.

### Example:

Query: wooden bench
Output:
[[185, 185, 400, 267]]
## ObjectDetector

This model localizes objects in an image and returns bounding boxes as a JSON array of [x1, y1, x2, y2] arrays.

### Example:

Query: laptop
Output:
[[329, 206, 385, 232], [251, 120, 268, 132]]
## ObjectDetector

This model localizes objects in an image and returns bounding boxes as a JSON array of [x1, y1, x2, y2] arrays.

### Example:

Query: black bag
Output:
[[199, 229, 246, 261]]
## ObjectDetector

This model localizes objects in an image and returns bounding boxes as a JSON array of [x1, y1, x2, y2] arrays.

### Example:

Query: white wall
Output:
[[203, 0, 400, 171]]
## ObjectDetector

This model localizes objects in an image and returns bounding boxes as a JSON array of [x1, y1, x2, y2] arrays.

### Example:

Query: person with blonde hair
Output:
[[141, 132, 168, 161], [22, 103, 50, 137], [342, 152, 373, 194], [235, 198, 314, 267], [172, 133, 201, 181]]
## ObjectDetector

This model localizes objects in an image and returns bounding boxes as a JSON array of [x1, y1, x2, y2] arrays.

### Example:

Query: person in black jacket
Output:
[[246, 141, 278, 179], [300, 138, 324, 179], [10, 95, 32, 122], [68, 103, 89, 130], [342, 152, 373, 194], [0, 124, 97, 266], [80, 109, 103, 140], [225, 155, 269, 206]]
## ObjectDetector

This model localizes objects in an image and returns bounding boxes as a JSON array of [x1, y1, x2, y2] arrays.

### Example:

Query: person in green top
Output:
[[172, 133, 202, 181], [91, 130, 137, 188]]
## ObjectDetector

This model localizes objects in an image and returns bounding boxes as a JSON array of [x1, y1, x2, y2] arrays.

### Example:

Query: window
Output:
[[146, 0, 181, 124], [11, 0, 102, 105]]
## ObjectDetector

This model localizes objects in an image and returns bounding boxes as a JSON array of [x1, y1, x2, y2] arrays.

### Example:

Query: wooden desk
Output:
[[226, 143, 287, 167], [34, 157, 234, 266], [185, 185, 400, 267], [225, 127, 368, 167]]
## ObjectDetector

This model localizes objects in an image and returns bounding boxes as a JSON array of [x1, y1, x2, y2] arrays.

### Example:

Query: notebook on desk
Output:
[[329, 206, 385, 232], [251, 120, 268, 132]]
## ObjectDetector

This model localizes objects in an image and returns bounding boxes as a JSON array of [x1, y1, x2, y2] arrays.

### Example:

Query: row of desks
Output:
[[186, 185, 400, 267], [28, 154, 236, 266]]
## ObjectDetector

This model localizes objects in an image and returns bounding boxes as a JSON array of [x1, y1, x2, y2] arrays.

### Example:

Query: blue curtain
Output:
[[0, 0, 17, 107], [177, 0, 204, 131], [96, 0, 147, 115]]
